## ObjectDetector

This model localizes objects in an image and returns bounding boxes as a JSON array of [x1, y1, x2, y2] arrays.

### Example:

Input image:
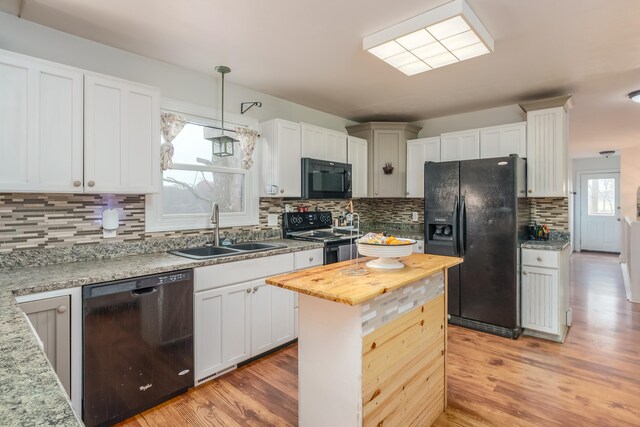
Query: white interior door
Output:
[[580, 172, 620, 252]]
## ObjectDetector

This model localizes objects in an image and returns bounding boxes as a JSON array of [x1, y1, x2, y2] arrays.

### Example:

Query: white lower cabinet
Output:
[[521, 246, 570, 341], [194, 281, 252, 384], [16, 287, 83, 416], [194, 250, 320, 385], [251, 280, 295, 356]]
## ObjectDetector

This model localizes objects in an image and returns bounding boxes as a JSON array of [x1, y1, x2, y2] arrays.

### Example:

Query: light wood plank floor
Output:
[[119, 252, 640, 426]]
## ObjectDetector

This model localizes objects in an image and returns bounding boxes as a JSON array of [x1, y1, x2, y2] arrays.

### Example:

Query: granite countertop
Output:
[[266, 253, 462, 306], [520, 240, 571, 251], [0, 238, 322, 426]]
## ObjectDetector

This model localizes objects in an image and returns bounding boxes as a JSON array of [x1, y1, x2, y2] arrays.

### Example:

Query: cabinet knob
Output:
[[309, 257, 314, 262], [57, 305, 67, 314], [528, 189, 532, 193], [246, 288, 252, 293], [536, 256, 542, 262], [73, 180, 82, 187], [375, 192, 379, 196], [280, 189, 285, 194], [523, 271, 528, 276], [253, 286, 259, 293], [88, 181, 95, 187]]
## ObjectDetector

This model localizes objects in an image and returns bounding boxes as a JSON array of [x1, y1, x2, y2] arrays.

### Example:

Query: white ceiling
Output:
[[4, 0, 640, 157]]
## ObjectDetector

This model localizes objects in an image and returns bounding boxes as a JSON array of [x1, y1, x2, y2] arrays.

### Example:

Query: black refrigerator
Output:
[[424, 155, 527, 339]]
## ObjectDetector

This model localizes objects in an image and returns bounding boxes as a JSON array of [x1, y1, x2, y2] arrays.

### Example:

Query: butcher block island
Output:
[[266, 253, 462, 427]]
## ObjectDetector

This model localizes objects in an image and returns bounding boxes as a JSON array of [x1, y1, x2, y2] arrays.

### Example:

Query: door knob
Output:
[[88, 181, 95, 187], [73, 180, 81, 187]]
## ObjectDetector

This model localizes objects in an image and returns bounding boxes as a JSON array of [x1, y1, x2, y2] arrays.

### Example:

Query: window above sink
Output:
[[146, 98, 260, 232]]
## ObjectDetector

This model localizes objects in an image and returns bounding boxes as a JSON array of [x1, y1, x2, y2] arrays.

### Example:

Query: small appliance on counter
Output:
[[283, 211, 362, 264], [301, 158, 352, 199]]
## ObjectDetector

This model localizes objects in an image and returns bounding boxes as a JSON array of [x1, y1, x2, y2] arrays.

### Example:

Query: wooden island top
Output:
[[266, 253, 462, 306]]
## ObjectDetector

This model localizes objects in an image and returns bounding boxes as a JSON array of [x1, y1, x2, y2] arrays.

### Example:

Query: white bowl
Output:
[[357, 238, 416, 269]]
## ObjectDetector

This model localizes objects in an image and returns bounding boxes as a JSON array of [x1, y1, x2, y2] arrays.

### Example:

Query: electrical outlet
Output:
[[267, 214, 278, 226], [412, 212, 419, 222]]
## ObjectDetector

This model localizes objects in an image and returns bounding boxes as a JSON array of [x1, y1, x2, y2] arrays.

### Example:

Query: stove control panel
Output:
[[283, 211, 333, 232]]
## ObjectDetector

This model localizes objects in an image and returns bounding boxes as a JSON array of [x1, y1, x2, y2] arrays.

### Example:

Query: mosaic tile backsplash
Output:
[[0, 195, 423, 254], [529, 197, 569, 231]]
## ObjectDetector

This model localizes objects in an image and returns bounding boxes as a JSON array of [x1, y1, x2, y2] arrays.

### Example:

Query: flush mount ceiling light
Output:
[[363, 0, 494, 76], [629, 90, 640, 103]]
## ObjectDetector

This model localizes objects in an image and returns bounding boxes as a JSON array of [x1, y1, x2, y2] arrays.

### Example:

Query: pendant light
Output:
[[205, 65, 237, 157]]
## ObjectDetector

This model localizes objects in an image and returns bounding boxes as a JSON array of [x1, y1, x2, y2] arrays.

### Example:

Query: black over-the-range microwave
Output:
[[301, 157, 352, 199]]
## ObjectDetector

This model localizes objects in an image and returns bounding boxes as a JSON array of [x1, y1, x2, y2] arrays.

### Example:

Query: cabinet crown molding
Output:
[[519, 95, 573, 113], [346, 122, 422, 134]]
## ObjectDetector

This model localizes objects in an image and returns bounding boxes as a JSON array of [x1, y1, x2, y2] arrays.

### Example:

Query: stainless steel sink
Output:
[[227, 242, 286, 252], [169, 242, 287, 260], [169, 246, 242, 260]]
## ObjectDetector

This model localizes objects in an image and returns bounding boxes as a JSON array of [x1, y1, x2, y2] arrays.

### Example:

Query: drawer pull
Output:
[[536, 256, 542, 262]]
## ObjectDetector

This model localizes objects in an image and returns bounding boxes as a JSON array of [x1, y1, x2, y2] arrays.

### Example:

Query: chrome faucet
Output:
[[210, 202, 220, 246]]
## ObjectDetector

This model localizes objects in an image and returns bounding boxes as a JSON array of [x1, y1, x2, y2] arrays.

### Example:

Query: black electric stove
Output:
[[283, 212, 361, 264]]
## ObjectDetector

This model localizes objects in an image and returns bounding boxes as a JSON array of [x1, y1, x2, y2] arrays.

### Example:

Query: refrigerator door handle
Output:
[[459, 196, 466, 257], [453, 196, 459, 256]]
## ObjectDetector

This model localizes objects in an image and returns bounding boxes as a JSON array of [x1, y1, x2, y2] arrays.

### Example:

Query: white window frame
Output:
[[146, 98, 260, 233]]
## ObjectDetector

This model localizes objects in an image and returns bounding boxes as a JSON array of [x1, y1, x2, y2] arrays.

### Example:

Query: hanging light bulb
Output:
[[205, 66, 237, 157]]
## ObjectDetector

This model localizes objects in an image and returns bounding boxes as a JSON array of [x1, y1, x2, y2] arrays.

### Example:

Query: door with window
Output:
[[580, 172, 620, 252]]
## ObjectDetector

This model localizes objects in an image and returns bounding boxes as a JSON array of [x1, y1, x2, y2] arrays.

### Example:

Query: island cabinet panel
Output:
[[362, 294, 446, 427]]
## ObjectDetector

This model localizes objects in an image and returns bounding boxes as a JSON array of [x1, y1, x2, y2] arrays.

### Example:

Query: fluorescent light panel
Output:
[[363, 0, 494, 76]]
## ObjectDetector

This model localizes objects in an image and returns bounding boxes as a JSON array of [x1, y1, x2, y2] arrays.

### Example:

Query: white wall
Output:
[[412, 105, 525, 138], [0, 12, 356, 132]]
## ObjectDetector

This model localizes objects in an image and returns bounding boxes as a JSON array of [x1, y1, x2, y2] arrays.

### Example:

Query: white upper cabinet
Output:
[[480, 122, 526, 159], [440, 130, 480, 161], [301, 123, 347, 163], [406, 137, 440, 198], [260, 118, 302, 197], [347, 136, 368, 198], [526, 107, 568, 197], [0, 49, 161, 194], [325, 129, 348, 163], [84, 75, 160, 194], [0, 50, 83, 192]]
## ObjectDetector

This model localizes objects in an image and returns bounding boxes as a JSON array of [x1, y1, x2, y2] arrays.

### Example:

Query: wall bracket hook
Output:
[[241, 101, 262, 114]]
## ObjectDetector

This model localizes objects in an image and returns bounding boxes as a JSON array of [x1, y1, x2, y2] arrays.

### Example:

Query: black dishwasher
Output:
[[83, 270, 194, 427]]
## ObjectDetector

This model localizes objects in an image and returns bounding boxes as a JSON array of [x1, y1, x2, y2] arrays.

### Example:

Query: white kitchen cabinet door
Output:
[[0, 51, 83, 192], [19, 295, 71, 396], [372, 129, 406, 197], [440, 130, 480, 162], [347, 136, 368, 198], [406, 137, 440, 198], [84, 74, 160, 194], [521, 265, 559, 335], [260, 119, 302, 197], [301, 123, 325, 160], [480, 122, 526, 159], [526, 107, 568, 197], [325, 129, 347, 163], [194, 281, 251, 383], [250, 279, 295, 357]]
